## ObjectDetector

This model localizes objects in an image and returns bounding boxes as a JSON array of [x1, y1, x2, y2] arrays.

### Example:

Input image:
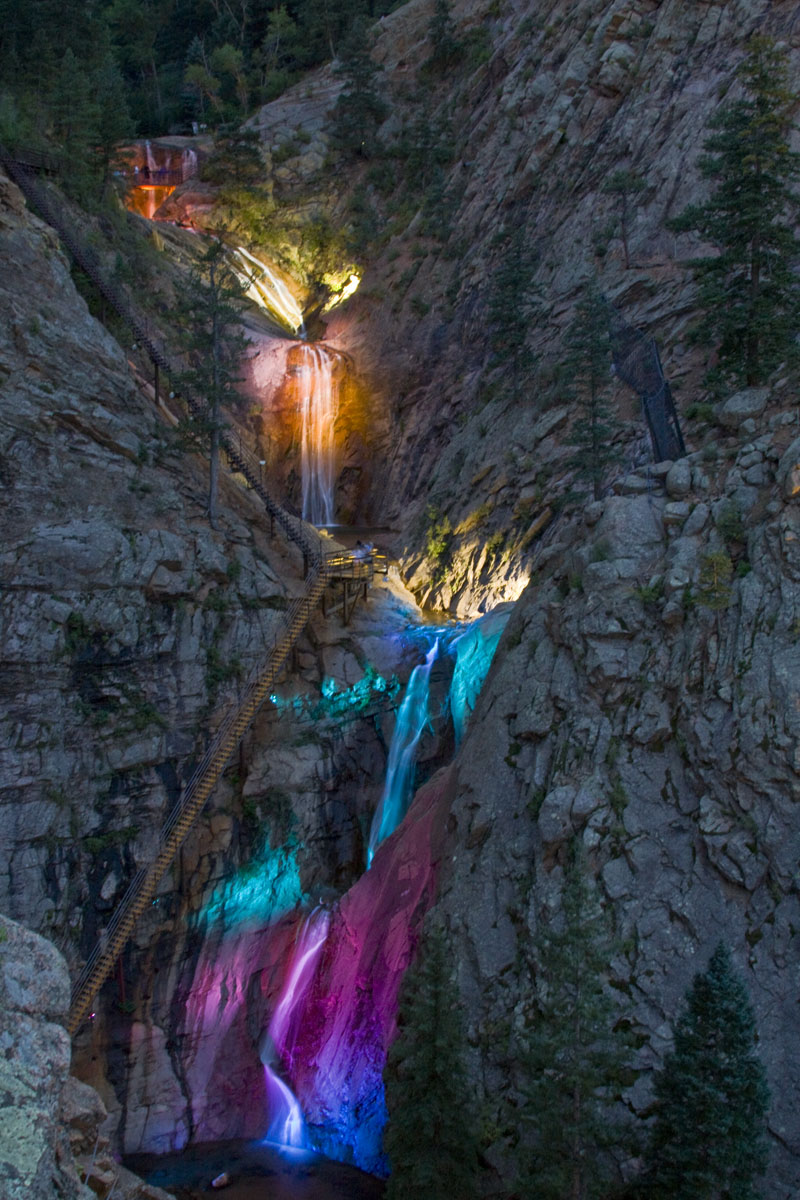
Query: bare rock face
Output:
[[428, 429, 800, 1194], [0, 914, 78, 1199]]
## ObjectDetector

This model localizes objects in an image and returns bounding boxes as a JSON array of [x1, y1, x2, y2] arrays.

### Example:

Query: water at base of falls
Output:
[[366, 640, 439, 867], [263, 1064, 310, 1149], [261, 908, 331, 1150]]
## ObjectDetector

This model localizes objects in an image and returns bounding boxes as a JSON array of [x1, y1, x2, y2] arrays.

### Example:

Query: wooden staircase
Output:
[[0, 148, 319, 570], [66, 561, 330, 1036], [0, 149, 387, 1036]]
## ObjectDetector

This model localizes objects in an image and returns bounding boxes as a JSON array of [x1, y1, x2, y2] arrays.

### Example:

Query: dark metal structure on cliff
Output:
[[606, 302, 686, 463]]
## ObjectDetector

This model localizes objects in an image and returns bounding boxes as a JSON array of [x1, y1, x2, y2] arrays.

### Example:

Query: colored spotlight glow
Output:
[[322, 273, 361, 313], [232, 246, 305, 334]]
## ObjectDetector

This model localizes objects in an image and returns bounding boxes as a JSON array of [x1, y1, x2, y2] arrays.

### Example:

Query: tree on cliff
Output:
[[515, 843, 637, 1200], [669, 36, 800, 388], [332, 18, 388, 159], [487, 224, 539, 394], [642, 942, 770, 1199], [383, 924, 479, 1200], [175, 239, 247, 528], [565, 284, 620, 501]]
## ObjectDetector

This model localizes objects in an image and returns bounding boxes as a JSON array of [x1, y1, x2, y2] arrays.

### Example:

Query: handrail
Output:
[[0, 149, 320, 571], [65, 546, 384, 1036]]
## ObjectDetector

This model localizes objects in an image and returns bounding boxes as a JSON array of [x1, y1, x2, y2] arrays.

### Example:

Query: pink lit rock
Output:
[[288, 765, 456, 1171]]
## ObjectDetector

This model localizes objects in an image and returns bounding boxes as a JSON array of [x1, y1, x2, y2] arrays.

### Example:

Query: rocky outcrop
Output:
[[427, 411, 800, 1195], [0, 914, 172, 1200]]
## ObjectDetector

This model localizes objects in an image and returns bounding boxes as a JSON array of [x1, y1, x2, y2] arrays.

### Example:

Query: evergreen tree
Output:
[[175, 239, 247, 528], [487, 224, 538, 393], [383, 924, 479, 1200], [202, 127, 263, 187], [670, 37, 800, 388], [515, 844, 636, 1200], [565, 284, 620, 501], [602, 168, 645, 269], [92, 51, 135, 191], [644, 942, 770, 1199], [331, 18, 388, 159], [427, 0, 460, 70], [50, 48, 99, 198]]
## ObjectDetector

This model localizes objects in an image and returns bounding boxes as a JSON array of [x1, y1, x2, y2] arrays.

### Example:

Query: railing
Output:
[[67, 560, 332, 1035], [0, 148, 319, 571]]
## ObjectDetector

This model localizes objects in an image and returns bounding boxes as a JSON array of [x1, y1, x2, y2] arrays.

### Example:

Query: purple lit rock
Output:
[[288, 765, 455, 1172]]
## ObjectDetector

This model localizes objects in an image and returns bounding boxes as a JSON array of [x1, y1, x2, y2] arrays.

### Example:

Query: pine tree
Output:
[[92, 50, 134, 191], [487, 224, 538, 394], [565, 284, 620, 501], [427, 0, 460, 70], [175, 239, 247, 528], [49, 48, 99, 198], [515, 844, 636, 1200], [331, 18, 388, 159], [644, 942, 770, 1199], [670, 37, 800, 388], [383, 925, 479, 1200], [602, 169, 645, 269]]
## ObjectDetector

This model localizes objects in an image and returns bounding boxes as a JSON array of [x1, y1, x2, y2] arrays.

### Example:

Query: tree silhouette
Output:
[[565, 284, 620, 501], [643, 942, 770, 1199], [670, 37, 800, 388], [515, 844, 636, 1200], [383, 924, 478, 1200]]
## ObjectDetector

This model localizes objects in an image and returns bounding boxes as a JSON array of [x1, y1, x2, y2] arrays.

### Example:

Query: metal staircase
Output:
[[67, 561, 330, 1036], [0, 150, 388, 1035], [0, 149, 319, 568]]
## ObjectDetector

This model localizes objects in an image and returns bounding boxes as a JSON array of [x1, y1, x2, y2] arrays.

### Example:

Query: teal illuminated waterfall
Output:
[[367, 641, 439, 867]]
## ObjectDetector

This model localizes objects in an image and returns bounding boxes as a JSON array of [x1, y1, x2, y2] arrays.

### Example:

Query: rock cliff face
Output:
[[2, 0, 800, 1194], [429, 423, 800, 1193]]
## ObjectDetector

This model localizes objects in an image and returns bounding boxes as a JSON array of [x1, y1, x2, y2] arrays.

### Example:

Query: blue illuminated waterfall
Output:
[[366, 640, 439, 867]]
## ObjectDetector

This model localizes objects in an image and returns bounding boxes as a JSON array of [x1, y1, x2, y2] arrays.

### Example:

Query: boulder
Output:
[[717, 388, 770, 430]]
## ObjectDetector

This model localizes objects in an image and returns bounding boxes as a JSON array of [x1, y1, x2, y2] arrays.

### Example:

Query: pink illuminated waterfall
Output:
[[299, 345, 339, 525], [262, 908, 330, 1147]]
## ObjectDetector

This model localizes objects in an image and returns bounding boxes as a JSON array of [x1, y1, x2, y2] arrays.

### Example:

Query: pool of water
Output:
[[125, 1139, 385, 1200]]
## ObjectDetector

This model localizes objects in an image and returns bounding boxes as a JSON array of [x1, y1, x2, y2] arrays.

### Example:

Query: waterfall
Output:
[[367, 640, 439, 867], [231, 246, 304, 335], [262, 908, 330, 1148], [181, 147, 198, 180], [145, 140, 157, 174], [299, 344, 339, 526]]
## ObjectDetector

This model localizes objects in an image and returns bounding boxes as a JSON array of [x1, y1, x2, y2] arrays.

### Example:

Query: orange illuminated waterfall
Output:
[[299, 344, 340, 525]]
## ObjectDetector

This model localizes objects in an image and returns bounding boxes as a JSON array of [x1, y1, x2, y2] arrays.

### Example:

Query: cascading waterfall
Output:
[[262, 908, 330, 1148], [145, 139, 157, 174], [181, 147, 198, 180], [299, 344, 339, 526], [367, 640, 439, 867], [231, 246, 305, 335]]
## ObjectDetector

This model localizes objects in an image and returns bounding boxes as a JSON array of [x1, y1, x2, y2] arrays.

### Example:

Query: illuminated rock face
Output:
[[160, 768, 452, 1172], [290, 766, 454, 1172]]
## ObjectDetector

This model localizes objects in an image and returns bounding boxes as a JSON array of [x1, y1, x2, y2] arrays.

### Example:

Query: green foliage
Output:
[[697, 550, 733, 611], [202, 127, 263, 187], [642, 943, 770, 1199], [602, 169, 645, 268], [669, 37, 800, 387], [174, 238, 247, 526], [565, 283, 621, 501], [426, 0, 461, 70], [716, 501, 745, 545], [383, 925, 479, 1200], [515, 843, 637, 1199], [487, 224, 539, 393], [425, 506, 452, 578], [331, 19, 388, 159]]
